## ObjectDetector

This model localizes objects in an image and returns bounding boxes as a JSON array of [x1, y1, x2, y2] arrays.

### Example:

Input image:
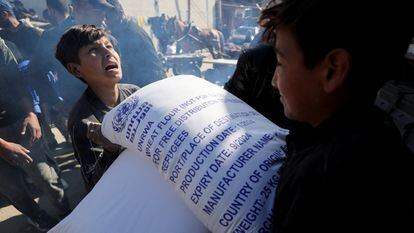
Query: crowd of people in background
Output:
[[0, 0, 413, 232]]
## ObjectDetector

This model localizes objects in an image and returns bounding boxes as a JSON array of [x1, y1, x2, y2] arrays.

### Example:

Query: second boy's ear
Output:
[[66, 63, 82, 78], [321, 49, 351, 93]]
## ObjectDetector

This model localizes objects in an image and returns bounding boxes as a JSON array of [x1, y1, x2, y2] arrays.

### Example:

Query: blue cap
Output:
[[0, 0, 13, 13]]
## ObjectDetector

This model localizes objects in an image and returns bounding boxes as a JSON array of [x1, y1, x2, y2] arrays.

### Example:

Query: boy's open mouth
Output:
[[105, 63, 119, 71]]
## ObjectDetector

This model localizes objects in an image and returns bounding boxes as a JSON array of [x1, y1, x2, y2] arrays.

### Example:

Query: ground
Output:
[[0, 128, 86, 233]]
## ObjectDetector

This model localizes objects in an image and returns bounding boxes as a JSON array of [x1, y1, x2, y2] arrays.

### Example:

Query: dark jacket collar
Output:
[[287, 102, 379, 149], [84, 85, 128, 121]]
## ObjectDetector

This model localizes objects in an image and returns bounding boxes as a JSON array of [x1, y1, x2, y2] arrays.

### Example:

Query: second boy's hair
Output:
[[259, 0, 414, 101], [55, 24, 108, 70]]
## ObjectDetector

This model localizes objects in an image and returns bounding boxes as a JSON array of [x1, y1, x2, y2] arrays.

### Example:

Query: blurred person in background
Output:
[[31, 0, 78, 147], [0, 37, 70, 232], [103, 0, 166, 86], [0, 0, 64, 172], [0, 0, 43, 58], [70, 0, 106, 27]]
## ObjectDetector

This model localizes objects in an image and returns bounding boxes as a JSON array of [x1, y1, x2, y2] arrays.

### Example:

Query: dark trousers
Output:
[[0, 121, 69, 219]]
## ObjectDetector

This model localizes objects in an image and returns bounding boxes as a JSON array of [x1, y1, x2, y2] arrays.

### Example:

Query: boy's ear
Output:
[[66, 62, 82, 78], [321, 49, 351, 94]]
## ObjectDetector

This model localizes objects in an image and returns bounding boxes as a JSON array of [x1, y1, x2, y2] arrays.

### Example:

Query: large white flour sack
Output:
[[102, 75, 288, 233]]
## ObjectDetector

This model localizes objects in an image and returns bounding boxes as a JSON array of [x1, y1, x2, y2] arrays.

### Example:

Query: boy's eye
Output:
[[106, 45, 113, 49], [88, 47, 97, 53]]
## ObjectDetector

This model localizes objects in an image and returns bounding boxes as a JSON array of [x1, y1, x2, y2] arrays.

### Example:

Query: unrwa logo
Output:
[[112, 96, 140, 133]]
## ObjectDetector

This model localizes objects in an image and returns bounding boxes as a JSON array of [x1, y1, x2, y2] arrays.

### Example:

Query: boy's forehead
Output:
[[92, 36, 111, 44], [275, 28, 303, 58], [274, 29, 290, 57], [81, 36, 111, 49]]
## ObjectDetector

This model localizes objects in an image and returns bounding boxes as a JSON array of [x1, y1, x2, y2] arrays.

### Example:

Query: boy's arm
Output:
[[83, 120, 121, 153], [70, 120, 102, 187]]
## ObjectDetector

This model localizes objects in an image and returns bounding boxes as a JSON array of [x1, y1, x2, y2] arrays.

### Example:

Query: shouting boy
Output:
[[55, 25, 138, 190]]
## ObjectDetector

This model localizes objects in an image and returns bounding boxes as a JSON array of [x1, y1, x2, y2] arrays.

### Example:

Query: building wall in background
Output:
[[120, 0, 217, 28], [19, 0, 217, 29]]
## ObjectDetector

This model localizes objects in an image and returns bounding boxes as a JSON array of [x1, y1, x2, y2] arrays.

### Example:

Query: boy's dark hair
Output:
[[259, 0, 414, 101], [46, 0, 70, 14], [55, 24, 108, 70]]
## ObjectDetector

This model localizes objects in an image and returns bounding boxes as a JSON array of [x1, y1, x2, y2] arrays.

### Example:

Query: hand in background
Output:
[[0, 138, 33, 167], [21, 112, 42, 143]]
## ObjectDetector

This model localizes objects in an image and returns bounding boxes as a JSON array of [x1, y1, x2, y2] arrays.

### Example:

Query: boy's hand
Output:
[[0, 139, 33, 167], [21, 112, 42, 143], [83, 120, 120, 153]]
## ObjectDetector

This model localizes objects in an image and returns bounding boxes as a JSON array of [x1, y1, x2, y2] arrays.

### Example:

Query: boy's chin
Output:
[[104, 73, 122, 81]]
